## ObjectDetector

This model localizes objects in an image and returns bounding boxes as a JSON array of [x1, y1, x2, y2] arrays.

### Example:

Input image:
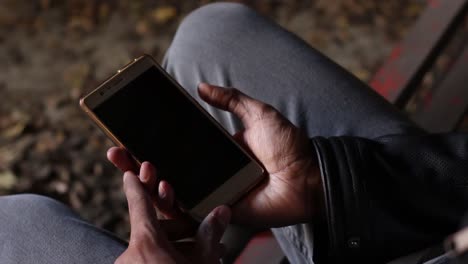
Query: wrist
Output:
[[283, 156, 323, 223], [302, 158, 323, 222]]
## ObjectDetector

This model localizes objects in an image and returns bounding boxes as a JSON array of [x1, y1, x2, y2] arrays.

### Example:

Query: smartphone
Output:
[[79, 55, 264, 219]]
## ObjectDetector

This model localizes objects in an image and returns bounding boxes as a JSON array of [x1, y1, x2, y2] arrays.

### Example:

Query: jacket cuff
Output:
[[311, 137, 371, 263]]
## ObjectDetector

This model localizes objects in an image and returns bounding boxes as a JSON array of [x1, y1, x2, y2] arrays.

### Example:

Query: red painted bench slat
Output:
[[370, 0, 467, 106]]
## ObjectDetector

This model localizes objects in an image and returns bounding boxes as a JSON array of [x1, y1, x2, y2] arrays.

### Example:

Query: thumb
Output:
[[195, 205, 231, 261], [123, 171, 164, 246], [198, 83, 265, 127]]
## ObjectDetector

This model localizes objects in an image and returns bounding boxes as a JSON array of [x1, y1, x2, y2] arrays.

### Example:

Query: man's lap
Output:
[[0, 194, 125, 263], [163, 2, 420, 139], [0, 3, 423, 264]]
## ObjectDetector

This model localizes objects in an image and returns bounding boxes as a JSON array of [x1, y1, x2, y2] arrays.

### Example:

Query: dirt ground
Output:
[[0, 0, 425, 240]]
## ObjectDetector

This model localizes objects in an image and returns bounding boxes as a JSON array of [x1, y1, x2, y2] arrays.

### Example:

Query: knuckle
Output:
[[209, 85, 220, 98], [135, 223, 169, 246], [127, 187, 147, 204], [200, 223, 214, 239], [131, 237, 147, 249], [259, 103, 274, 113], [262, 104, 281, 118], [200, 217, 223, 241], [225, 88, 239, 100], [128, 195, 141, 207], [132, 233, 156, 249], [226, 88, 241, 110]]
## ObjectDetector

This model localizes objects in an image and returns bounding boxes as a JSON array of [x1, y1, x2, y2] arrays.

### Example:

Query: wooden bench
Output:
[[370, 0, 468, 132]]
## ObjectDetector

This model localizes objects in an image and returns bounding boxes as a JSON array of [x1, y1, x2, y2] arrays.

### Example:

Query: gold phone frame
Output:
[[79, 55, 265, 219]]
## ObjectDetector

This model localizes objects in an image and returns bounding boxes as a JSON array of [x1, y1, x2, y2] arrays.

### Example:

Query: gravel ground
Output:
[[0, 0, 425, 240]]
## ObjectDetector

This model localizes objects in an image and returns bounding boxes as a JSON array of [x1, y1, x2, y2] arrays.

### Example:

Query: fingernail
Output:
[[138, 162, 149, 182], [123, 171, 132, 183], [214, 206, 231, 228], [198, 83, 211, 93], [158, 183, 166, 199], [138, 174, 146, 183], [139, 171, 148, 182]]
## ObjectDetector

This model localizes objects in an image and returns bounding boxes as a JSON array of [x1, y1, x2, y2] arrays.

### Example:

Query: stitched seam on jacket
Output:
[[355, 139, 373, 254], [312, 138, 339, 257], [330, 138, 353, 252], [341, 137, 367, 259], [326, 137, 347, 259], [334, 137, 360, 258]]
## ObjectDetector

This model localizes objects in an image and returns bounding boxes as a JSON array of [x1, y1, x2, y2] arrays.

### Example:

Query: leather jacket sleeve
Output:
[[310, 133, 468, 263]]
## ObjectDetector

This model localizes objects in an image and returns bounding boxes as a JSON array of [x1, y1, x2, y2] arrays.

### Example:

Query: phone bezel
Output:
[[80, 55, 265, 219]]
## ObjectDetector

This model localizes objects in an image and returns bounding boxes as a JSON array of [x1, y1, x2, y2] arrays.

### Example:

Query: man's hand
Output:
[[115, 167, 231, 264], [198, 83, 321, 227]]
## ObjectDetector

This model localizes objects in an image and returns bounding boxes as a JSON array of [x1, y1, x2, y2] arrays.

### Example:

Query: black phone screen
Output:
[[94, 66, 250, 209]]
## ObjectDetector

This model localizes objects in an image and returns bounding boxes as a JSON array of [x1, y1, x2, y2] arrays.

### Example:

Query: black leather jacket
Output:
[[311, 133, 468, 263]]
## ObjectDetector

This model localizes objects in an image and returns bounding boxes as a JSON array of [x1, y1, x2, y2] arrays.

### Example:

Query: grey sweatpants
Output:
[[0, 3, 424, 264]]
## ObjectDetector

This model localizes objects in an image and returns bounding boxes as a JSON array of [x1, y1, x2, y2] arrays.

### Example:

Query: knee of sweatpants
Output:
[[179, 2, 255, 35], [272, 225, 315, 264], [166, 2, 258, 61], [0, 194, 76, 221]]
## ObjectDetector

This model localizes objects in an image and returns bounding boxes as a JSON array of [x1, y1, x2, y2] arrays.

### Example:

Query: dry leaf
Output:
[[151, 6, 177, 24], [136, 20, 150, 36], [1, 122, 26, 139], [0, 170, 16, 189]]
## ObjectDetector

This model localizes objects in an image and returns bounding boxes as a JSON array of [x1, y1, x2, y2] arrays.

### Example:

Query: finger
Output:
[[123, 171, 164, 245], [107, 147, 138, 173], [139, 161, 157, 194], [157, 181, 175, 215], [195, 205, 231, 260], [198, 83, 265, 127], [158, 181, 174, 209], [159, 218, 197, 241], [136, 162, 172, 216], [156, 181, 190, 220]]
